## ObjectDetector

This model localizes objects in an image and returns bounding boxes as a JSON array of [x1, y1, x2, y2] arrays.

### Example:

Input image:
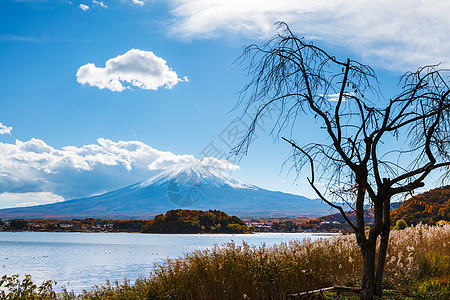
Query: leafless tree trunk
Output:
[[233, 22, 450, 300]]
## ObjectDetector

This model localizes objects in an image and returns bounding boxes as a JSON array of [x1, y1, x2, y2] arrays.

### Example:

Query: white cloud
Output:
[[168, 0, 450, 71], [0, 192, 64, 209], [76, 49, 187, 92], [0, 122, 12, 135], [93, 0, 107, 8], [148, 153, 238, 171], [132, 0, 144, 6], [0, 34, 43, 43], [319, 93, 352, 102], [0, 137, 236, 206], [79, 4, 89, 10]]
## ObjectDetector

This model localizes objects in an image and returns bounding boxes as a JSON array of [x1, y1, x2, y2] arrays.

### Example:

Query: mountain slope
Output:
[[391, 186, 450, 225], [312, 202, 404, 225], [311, 186, 450, 227], [0, 166, 336, 219]]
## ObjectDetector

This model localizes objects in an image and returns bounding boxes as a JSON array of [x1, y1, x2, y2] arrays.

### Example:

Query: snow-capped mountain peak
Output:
[[138, 164, 257, 190], [0, 162, 335, 219]]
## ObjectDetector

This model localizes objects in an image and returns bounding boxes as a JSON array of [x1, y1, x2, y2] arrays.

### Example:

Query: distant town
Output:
[[0, 212, 348, 234]]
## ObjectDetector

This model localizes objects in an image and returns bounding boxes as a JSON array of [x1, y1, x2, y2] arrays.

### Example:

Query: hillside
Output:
[[141, 209, 252, 234], [312, 202, 404, 225], [310, 186, 450, 228], [391, 185, 450, 225]]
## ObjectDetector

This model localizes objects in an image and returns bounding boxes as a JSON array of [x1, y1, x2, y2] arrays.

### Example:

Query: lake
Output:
[[0, 231, 337, 292]]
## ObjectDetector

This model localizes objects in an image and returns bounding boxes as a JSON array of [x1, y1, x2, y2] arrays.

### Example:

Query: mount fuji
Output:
[[0, 166, 336, 219]]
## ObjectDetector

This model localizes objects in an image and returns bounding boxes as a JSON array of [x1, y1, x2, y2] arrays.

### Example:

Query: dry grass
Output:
[[147, 237, 361, 299], [1, 224, 449, 299], [382, 223, 450, 289], [143, 224, 448, 299]]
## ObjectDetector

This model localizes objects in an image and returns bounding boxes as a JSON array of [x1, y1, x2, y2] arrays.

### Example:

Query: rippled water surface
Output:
[[0, 232, 336, 292]]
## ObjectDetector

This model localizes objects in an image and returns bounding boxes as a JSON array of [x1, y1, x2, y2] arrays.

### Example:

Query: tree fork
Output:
[[235, 22, 450, 300]]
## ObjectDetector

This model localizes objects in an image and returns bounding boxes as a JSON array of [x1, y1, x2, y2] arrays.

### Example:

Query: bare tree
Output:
[[233, 23, 450, 300]]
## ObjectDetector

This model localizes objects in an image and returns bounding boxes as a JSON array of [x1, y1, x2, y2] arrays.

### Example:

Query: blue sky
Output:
[[0, 0, 449, 208]]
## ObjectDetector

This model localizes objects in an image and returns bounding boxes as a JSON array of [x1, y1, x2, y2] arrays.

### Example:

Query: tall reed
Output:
[[135, 224, 449, 299]]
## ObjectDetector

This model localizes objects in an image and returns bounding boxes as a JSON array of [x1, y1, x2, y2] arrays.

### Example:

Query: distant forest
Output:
[[141, 209, 253, 234]]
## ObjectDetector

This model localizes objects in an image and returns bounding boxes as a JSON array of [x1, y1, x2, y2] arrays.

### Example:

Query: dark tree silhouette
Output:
[[233, 23, 450, 300]]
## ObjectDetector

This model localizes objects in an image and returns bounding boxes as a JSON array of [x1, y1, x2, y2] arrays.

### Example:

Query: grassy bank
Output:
[[1, 224, 449, 299]]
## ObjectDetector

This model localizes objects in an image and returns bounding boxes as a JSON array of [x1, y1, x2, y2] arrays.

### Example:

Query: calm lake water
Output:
[[0, 232, 337, 292]]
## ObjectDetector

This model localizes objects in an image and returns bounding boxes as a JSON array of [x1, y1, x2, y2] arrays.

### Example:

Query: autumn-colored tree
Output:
[[141, 209, 252, 234], [391, 185, 450, 225]]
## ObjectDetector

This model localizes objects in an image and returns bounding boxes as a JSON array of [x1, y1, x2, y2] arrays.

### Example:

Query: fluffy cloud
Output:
[[168, 0, 450, 70], [79, 4, 89, 11], [0, 122, 12, 135], [0, 137, 236, 206], [76, 49, 187, 92], [148, 153, 238, 171], [0, 192, 65, 209]]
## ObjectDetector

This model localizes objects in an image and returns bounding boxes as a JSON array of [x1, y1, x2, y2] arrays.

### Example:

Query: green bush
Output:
[[395, 219, 408, 230], [416, 250, 450, 279], [0, 274, 57, 299]]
